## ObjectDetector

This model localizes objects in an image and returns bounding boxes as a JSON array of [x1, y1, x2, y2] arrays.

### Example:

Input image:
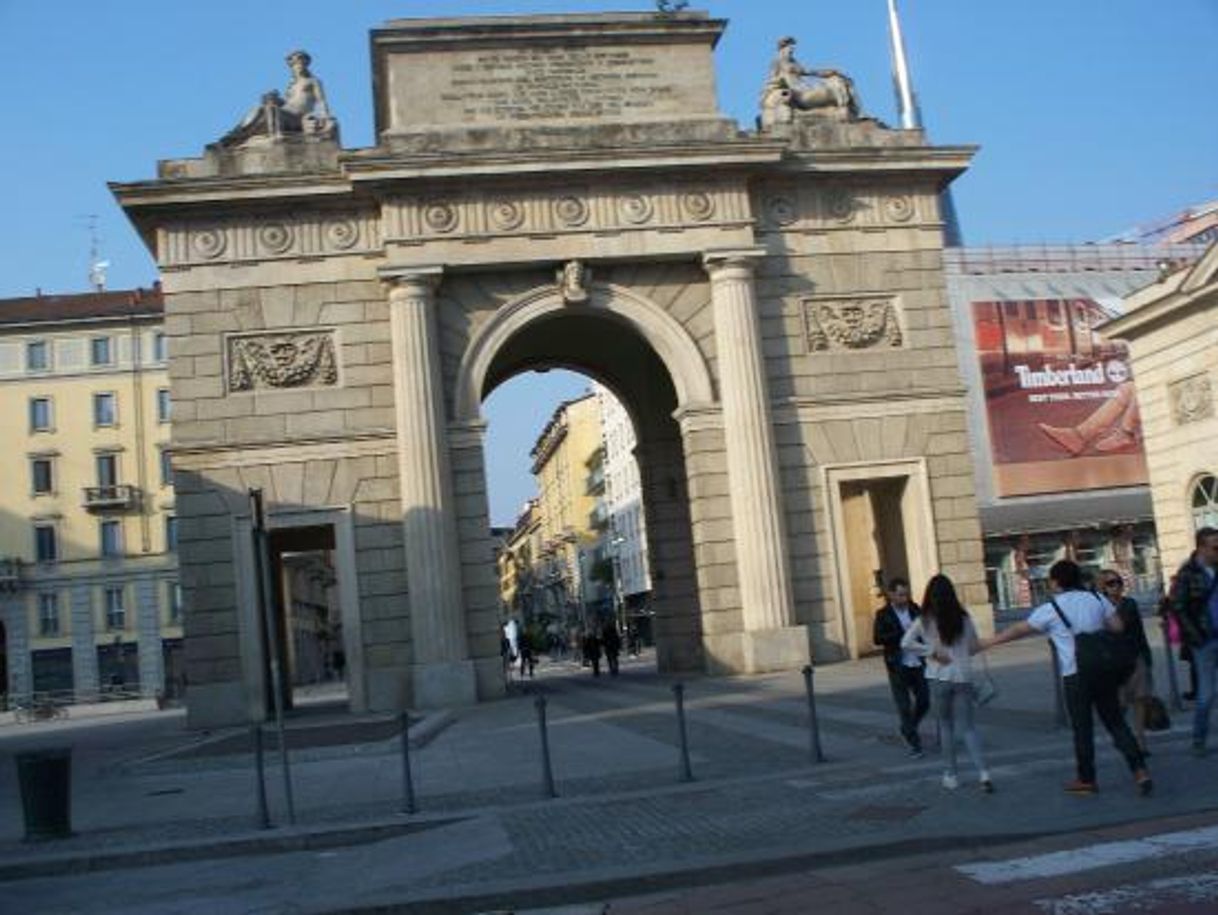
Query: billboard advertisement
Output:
[[972, 298, 1148, 497]]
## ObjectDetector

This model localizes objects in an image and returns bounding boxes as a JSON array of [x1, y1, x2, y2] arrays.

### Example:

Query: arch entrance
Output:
[[470, 285, 709, 674]]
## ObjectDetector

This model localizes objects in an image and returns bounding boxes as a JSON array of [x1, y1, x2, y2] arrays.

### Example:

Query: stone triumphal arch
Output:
[[114, 12, 990, 727]]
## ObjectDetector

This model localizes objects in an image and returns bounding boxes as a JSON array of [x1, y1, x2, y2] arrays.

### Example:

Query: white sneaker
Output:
[[942, 773, 959, 790]]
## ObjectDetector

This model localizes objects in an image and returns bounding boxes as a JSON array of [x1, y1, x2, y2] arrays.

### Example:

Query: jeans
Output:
[[934, 680, 986, 778], [1064, 673, 1145, 783], [1192, 640, 1218, 746], [887, 664, 929, 750]]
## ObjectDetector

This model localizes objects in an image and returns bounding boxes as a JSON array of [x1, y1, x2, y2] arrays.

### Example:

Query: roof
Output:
[[0, 285, 163, 328]]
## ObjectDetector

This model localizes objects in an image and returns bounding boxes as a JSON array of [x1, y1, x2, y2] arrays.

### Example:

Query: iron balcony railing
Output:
[[82, 484, 139, 511]]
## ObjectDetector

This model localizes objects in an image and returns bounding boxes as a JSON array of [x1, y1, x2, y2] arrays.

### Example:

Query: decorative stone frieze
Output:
[[755, 183, 930, 231], [804, 296, 903, 351], [162, 212, 380, 267], [226, 331, 339, 392], [1170, 373, 1214, 426], [383, 182, 747, 244]]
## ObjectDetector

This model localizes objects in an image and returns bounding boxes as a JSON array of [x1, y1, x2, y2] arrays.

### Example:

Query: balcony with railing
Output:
[[82, 484, 140, 512]]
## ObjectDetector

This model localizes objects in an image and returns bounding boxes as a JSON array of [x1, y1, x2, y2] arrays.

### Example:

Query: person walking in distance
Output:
[[1100, 570, 1153, 757], [582, 628, 603, 678], [601, 621, 622, 676], [1167, 527, 1218, 756], [901, 574, 993, 792], [982, 559, 1151, 795], [873, 577, 930, 757]]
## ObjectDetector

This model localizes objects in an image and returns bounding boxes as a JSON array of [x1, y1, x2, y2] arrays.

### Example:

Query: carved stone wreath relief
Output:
[[804, 298, 903, 351], [1170, 373, 1214, 426], [227, 331, 339, 392]]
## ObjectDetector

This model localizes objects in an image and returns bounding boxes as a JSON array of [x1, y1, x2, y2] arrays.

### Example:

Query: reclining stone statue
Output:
[[215, 50, 338, 148], [759, 36, 860, 129]]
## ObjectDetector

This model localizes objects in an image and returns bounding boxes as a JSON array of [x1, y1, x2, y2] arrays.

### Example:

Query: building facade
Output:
[[113, 12, 991, 727], [944, 243, 1204, 612], [1104, 244, 1218, 571], [0, 287, 180, 705]]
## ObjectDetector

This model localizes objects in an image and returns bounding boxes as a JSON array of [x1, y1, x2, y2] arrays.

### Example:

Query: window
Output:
[[90, 336, 113, 366], [1045, 301, 1064, 328], [29, 397, 52, 432], [104, 587, 125, 631], [159, 449, 173, 487], [38, 593, 60, 636], [168, 582, 182, 624], [30, 457, 54, 495], [165, 515, 178, 552], [152, 332, 167, 363], [96, 453, 118, 487], [93, 392, 117, 427], [156, 388, 171, 423], [26, 340, 49, 372], [1193, 475, 1218, 531], [34, 524, 57, 563], [100, 519, 123, 558]]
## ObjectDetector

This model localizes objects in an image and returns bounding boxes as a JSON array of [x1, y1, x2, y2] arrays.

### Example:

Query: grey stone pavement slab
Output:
[[1, 631, 1213, 914]]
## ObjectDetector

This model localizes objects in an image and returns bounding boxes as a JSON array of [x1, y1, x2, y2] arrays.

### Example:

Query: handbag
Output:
[[1050, 595, 1138, 687], [1141, 694, 1171, 732]]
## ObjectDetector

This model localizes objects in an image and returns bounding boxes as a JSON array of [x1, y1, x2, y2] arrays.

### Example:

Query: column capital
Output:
[[379, 265, 444, 299], [702, 247, 767, 280]]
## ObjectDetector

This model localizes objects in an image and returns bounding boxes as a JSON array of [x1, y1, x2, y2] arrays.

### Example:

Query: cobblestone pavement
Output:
[[2, 635, 1213, 913]]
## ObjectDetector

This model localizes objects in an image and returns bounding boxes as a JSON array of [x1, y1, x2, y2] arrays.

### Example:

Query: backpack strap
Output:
[[1049, 596, 1074, 631]]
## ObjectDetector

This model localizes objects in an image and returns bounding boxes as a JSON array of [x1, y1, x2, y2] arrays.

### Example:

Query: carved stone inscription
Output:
[[227, 331, 338, 392], [440, 48, 672, 121]]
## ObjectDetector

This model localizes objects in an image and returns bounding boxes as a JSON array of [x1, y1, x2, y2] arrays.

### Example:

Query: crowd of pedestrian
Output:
[[874, 526, 1218, 799]]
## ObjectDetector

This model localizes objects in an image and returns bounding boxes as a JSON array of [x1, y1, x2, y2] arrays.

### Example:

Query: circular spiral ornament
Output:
[[826, 188, 856, 224], [423, 200, 458, 233], [681, 191, 715, 222], [258, 222, 293, 254], [766, 195, 798, 227], [325, 218, 360, 250], [553, 195, 589, 228], [488, 198, 524, 232], [885, 194, 915, 223], [619, 194, 653, 225], [192, 227, 227, 260]]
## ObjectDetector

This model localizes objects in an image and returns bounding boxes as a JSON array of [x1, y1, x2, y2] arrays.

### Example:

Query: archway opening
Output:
[[479, 305, 705, 679]]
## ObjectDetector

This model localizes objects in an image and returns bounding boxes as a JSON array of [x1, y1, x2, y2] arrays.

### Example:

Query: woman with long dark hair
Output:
[[901, 574, 993, 792]]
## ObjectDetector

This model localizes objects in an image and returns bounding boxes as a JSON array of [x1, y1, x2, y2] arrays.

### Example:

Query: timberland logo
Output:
[[1013, 362, 1124, 389]]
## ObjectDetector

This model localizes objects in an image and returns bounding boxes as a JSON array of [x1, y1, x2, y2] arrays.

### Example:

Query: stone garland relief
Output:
[[1170, 373, 1214, 426], [227, 331, 339, 392], [804, 298, 903, 351]]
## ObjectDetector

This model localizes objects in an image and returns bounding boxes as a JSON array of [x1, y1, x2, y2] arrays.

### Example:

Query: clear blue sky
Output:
[[3, 1, 1214, 524]]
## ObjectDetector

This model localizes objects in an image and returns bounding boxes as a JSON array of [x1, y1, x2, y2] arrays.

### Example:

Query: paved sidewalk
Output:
[[0, 630, 1209, 913]]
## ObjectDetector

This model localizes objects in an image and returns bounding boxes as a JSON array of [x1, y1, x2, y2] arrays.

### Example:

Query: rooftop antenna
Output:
[[84, 214, 110, 292]]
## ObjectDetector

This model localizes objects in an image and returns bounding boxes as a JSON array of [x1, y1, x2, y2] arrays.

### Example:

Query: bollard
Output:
[[1161, 616, 1183, 712], [1050, 642, 1067, 729], [252, 724, 271, 830], [800, 666, 826, 763], [534, 695, 557, 799], [673, 682, 694, 783], [400, 712, 417, 815]]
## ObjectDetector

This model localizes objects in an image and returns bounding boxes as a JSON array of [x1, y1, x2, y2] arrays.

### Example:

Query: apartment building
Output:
[[0, 285, 179, 704]]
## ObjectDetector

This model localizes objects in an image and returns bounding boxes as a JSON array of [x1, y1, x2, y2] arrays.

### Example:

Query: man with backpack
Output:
[[982, 559, 1151, 796], [1169, 527, 1218, 756]]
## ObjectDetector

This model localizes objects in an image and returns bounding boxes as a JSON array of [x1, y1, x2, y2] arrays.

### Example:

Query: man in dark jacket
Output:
[[873, 577, 929, 757], [1170, 527, 1218, 755]]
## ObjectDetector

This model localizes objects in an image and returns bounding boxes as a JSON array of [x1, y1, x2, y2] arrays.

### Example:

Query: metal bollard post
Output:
[[252, 724, 271, 830], [673, 682, 694, 783], [1050, 643, 1067, 729], [400, 712, 417, 815], [534, 695, 557, 799], [800, 666, 826, 763], [1161, 616, 1183, 712]]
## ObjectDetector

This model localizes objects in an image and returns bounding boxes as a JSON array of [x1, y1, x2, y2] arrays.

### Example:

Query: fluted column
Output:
[[703, 249, 796, 633], [384, 267, 474, 705]]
